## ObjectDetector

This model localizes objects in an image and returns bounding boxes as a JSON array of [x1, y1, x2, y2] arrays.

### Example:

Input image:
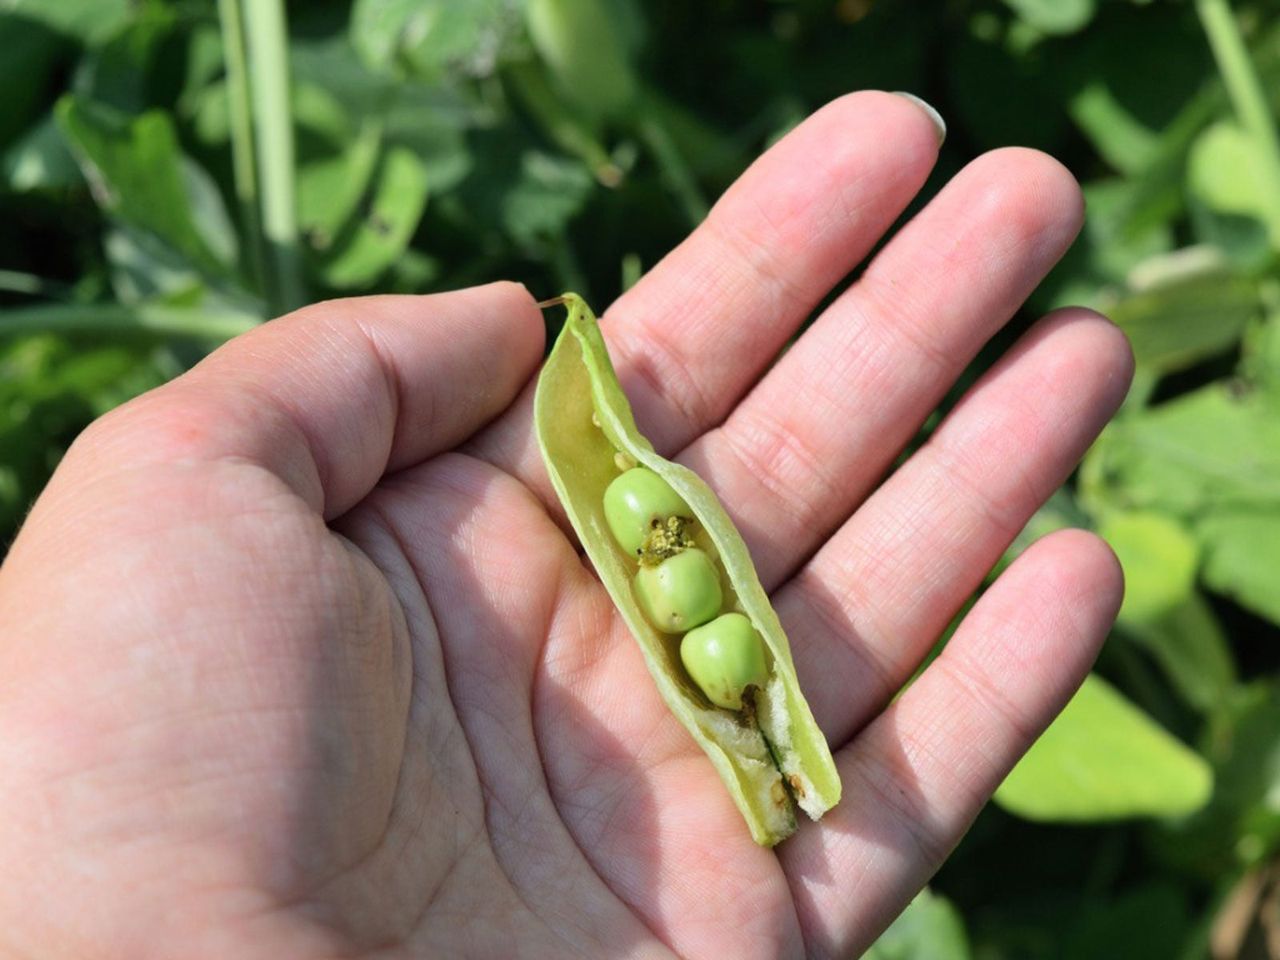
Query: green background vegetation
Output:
[[2, 0, 1279, 955]]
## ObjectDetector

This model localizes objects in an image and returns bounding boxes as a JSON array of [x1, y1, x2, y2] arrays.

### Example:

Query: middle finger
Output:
[[680, 147, 1085, 588]]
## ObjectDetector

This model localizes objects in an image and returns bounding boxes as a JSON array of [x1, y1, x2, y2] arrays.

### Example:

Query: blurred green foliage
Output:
[[2, 0, 1280, 955]]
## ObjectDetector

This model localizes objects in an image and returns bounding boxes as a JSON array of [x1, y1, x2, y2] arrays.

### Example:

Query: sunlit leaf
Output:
[[995, 674, 1213, 821], [1082, 384, 1280, 518], [1188, 121, 1280, 249], [1100, 511, 1199, 624], [1102, 249, 1258, 373], [1199, 511, 1280, 625], [55, 96, 235, 279], [865, 888, 971, 960]]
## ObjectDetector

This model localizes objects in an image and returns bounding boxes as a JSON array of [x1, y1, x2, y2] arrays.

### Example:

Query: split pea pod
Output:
[[534, 293, 841, 845]]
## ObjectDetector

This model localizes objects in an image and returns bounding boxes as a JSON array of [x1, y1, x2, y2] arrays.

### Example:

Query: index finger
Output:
[[472, 91, 944, 484]]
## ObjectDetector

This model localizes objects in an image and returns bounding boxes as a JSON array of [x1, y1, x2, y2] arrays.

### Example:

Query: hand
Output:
[[0, 93, 1131, 960]]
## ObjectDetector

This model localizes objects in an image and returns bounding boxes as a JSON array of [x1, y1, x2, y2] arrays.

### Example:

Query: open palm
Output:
[[0, 94, 1132, 960]]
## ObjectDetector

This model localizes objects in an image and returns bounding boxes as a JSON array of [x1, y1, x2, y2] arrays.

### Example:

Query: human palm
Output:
[[0, 94, 1131, 960]]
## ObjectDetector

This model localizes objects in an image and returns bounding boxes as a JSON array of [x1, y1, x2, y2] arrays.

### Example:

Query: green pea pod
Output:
[[534, 293, 841, 845]]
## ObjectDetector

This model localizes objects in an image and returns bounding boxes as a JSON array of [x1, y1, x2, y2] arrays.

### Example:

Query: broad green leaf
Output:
[[1188, 121, 1280, 247], [865, 888, 971, 960], [55, 97, 233, 279], [320, 146, 428, 288], [1099, 511, 1199, 625], [1199, 511, 1280, 625], [1101, 249, 1258, 374], [1082, 384, 1280, 518], [995, 674, 1213, 821], [350, 0, 513, 80]]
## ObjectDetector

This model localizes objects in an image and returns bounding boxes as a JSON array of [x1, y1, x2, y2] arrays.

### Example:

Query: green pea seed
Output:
[[603, 467, 692, 556], [680, 613, 769, 711], [634, 548, 722, 634]]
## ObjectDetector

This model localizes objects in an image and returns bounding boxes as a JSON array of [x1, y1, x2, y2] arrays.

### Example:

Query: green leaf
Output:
[[320, 146, 428, 288], [1082, 384, 1280, 518], [350, 0, 514, 80], [865, 888, 972, 960], [1199, 511, 1280, 624], [1189, 122, 1272, 220], [1188, 121, 1280, 250], [1000, 0, 1095, 34], [1102, 249, 1258, 374], [1099, 511, 1199, 625], [502, 151, 594, 248], [995, 674, 1213, 821], [55, 96, 234, 279]]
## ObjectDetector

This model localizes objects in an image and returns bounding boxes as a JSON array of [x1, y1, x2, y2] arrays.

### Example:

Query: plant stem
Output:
[[1195, 0, 1280, 242], [0, 304, 261, 340], [242, 0, 305, 314], [216, 0, 266, 295]]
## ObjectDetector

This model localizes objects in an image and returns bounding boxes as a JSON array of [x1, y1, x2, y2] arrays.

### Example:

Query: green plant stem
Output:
[[0, 304, 260, 341], [1196, 0, 1280, 241], [242, 0, 305, 314], [216, 0, 265, 295]]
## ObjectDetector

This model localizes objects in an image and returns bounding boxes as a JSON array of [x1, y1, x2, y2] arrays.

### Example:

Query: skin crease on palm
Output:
[[0, 93, 1133, 960]]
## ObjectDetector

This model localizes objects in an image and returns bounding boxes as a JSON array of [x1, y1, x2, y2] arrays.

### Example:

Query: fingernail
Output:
[[892, 92, 946, 146]]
